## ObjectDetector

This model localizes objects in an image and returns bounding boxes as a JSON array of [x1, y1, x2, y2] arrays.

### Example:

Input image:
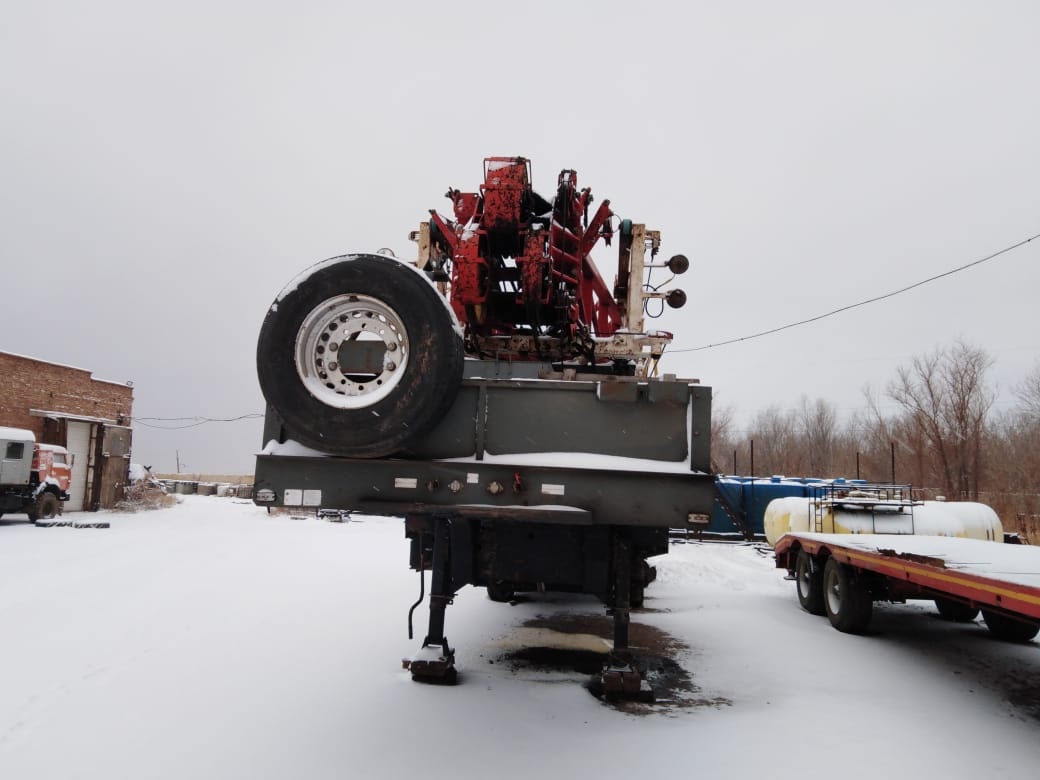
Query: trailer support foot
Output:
[[599, 651, 654, 702], [595, 533, 653, 702], [405, 638, 457, 685], [407, 517, 459, 684]]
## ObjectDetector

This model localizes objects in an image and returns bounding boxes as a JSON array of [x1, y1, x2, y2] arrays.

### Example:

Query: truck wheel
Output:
[[823, 557, 873, 634], [486, 579, 515, 603], [795, 550, 825, 615], [628, 560, 654, 608], [30, 492, 61, 524], [630, 582, 646, 609], [934, 597, 979, 622], [981, 610, 1040, 642], [257, 254, 464, 458]]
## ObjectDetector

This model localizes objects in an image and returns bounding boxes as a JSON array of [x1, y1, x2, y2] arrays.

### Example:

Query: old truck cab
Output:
[[1, 427, 72, 522], [32, 443, 73, 495]]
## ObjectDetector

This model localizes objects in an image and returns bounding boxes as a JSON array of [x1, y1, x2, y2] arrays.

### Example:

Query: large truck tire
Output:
[[823, 557, 873, 634], [795, 549, 825, 615], [934, 597, 980, 622], [29, 492, 61, 524], [486, 580, 515, 603], [257, 254, 464, 458], [981, 610, 1040, 642]]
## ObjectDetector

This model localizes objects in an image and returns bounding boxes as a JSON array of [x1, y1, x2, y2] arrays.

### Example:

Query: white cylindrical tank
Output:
[[764, 496, 1003, 546]]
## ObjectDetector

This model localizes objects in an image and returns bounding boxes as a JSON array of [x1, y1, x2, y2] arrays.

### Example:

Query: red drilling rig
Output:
[[418, 156, 688, 375], [256, 156, 694, 458], [255, 157, 715, 695]]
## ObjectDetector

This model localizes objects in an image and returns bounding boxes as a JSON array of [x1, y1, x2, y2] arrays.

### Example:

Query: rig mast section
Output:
[[418, 156, 688, 375]]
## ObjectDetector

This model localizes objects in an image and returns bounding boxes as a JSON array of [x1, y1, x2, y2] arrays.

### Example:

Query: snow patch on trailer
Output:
[[259, 439, 330, 458], [786, 532, 1040, 589], [272, 253, 464, 340], [443, 451, 703, 474]]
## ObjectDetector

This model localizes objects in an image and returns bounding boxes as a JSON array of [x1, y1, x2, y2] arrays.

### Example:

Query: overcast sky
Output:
[[3, 1, 1038, 475]]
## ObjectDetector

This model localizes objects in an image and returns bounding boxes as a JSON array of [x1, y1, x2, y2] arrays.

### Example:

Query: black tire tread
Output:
[[934, 597, 980, 623], [257, 254, 464, 458], [823, 557, 873, 634], [29, 492, 61, 522], [981, 609, 1040, 642], [796, 550, 826, 616]]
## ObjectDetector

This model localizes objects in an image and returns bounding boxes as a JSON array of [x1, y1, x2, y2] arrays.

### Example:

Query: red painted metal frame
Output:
[[775, 534, 1040, 621], [427, 157, 631, 358]]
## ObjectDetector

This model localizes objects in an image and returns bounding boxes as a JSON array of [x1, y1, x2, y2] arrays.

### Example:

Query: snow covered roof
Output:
[[29, 409, 120, 425], [0, 426, 34, 442]]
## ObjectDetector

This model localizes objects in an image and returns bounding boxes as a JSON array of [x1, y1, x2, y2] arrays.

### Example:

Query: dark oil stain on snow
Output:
[[496, 613, 732, 715]]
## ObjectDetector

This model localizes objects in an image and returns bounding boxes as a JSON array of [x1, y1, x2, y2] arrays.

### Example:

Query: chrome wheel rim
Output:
[[294, 294, 409, 409], [825, 569, 842, 615], [797, 560, 811, 599]]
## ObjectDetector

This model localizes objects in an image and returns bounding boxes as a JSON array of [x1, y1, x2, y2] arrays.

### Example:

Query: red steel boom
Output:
[[416, 157, 688, 375]]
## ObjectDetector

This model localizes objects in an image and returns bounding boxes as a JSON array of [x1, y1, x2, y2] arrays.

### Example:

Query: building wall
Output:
[[0, 351, 134, 510], [0, 352, 133, 435]]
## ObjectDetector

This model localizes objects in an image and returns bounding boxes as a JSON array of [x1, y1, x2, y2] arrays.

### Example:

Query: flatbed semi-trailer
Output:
[[254, 363, 716, 690], [251, 158, 708, 695], [774, 532, 1040, 642]]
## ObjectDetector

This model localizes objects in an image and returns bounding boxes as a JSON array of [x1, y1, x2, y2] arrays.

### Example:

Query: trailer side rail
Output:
[[775, 533, 1040, 641]]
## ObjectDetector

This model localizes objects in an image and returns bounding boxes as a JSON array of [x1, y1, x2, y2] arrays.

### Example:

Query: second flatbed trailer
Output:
[[774, 532, 1040, 642]]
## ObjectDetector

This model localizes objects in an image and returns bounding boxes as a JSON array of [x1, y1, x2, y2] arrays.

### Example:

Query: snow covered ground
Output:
[[2, 496, 1038, 779]]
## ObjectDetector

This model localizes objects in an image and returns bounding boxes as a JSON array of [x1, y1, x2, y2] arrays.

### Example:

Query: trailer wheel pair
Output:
[[802, 554, 1039, 642], [795, 551, 872, 633], [257, 254, 464, 458], [935, 598, 1039, 641], [821, 557, 873, 634]]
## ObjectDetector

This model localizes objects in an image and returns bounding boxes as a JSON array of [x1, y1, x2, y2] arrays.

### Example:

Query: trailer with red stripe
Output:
[[774, 532, 1040, 642]]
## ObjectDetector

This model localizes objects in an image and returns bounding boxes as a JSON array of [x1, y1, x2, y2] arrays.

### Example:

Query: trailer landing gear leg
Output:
[[407, 518, 458, 685], [600, 535, 654, 702]]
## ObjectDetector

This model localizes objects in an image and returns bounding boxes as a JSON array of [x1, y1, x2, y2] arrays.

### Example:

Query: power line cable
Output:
[[670, 230, 1040, 353], [133, 413, 264, 430]]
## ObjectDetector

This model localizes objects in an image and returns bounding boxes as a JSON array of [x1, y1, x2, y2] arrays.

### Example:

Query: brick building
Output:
[[0, 351, 134, 510]]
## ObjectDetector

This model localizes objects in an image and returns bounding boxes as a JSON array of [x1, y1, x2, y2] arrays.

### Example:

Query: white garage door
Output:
[[66, 421, 92, 511]]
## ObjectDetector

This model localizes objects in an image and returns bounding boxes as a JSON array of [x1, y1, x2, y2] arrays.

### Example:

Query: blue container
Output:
[[702, 475, 868, 538], [744, 477, 810, 537], [710, 476, 752, 536]]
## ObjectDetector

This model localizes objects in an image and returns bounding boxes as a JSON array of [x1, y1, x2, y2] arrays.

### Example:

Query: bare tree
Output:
[[1013, 360, 1040, 421], [747, 405, 801, 476], [710, 403, 737, 474], [852, 386, 899, 482], [799, 396, 838, 476], [887, 340, 994, 499], [705, 345, 1039, 534]]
